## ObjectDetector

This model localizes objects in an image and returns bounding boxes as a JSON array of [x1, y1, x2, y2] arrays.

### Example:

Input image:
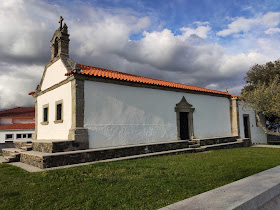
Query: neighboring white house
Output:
[[0, 107, 35, 144], [29, 18, 268, 150]]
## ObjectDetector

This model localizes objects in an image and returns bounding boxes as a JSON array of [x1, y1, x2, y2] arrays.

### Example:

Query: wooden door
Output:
[[180, 112, 189, 140], [243, 115, 251, 139]]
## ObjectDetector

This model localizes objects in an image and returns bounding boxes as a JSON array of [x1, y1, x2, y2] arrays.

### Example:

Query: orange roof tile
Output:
[[65, 64, 236, 97], [0, 107, 35, 119], [0, 123, 35, 130]]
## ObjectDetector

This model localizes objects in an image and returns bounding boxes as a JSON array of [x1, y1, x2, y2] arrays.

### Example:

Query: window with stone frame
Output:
[[5, 134, 13, 140], [44, 108, 48, 122], [42, 104, 49, 125], [28, 134, 32, 138], [55, 100, 63, 123], [57, 104, 62, 120], [16, 134, 22, 139]]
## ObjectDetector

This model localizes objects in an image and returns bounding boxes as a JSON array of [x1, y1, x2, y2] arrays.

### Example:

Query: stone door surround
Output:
[[175, 96, 195, 140]]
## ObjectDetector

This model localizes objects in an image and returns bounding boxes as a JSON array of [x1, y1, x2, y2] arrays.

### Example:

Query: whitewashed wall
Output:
[[41, 59, 68, 91], [37, 82, 72, 140], [238, 103, 267, 144], [0, 130, 34, 143], [84, 81, 232, 149]]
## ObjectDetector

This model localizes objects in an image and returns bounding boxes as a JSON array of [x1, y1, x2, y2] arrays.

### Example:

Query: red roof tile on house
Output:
[[65, 64, 236, 97], [0, 107, 35, 119], [0, 123, 35, 130]]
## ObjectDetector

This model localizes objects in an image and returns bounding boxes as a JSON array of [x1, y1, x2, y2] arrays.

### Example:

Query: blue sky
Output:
[[1, 0, 280, 108]]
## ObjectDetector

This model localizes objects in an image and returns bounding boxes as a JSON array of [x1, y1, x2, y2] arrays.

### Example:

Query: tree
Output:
[[240, 60, 280, 136]]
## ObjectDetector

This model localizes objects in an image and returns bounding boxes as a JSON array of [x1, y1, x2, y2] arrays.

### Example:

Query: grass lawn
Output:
[[1, 147, 280, 209]]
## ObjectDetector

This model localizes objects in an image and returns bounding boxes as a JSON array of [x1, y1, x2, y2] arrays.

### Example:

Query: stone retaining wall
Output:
[[268, 134, 280, 144], [194, 136, 238, 146]]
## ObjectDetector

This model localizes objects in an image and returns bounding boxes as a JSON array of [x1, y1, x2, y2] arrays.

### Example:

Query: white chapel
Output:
[[1, 17, 268, 169]]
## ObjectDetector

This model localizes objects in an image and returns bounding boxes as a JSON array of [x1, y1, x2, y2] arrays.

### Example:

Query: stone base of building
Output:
[[2, 136, 251, 169]]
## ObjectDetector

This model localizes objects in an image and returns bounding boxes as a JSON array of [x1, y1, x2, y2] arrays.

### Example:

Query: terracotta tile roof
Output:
[[0, 123, 35, 130], [0, 107, 35, 119], [66, 64, 236, 97]]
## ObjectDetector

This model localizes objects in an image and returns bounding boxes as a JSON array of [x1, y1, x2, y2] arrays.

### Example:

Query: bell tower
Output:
[[50, 16, 70, 60]]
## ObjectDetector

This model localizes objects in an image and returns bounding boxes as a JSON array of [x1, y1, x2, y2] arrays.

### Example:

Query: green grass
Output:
[[1, 147, 280, 209]]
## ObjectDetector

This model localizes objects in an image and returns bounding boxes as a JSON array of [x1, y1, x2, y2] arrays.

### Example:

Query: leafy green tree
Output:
[[240, 60, 280, 136]]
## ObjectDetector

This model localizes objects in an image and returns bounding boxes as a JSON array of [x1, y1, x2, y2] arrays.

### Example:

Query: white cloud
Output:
[[180, 25, 211, 39], [265, 27, 280, 34], [0, 63, 42, 108], [217, 12, 280, 37], [193, 21, 210, 26]]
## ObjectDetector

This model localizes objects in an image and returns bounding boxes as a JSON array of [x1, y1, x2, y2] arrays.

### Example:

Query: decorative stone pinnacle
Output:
[[59, 16, 64, 30]]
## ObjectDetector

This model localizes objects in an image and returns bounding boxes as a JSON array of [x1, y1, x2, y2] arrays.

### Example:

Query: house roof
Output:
[[0, 107, 35, 119], [0, 123, 35, 130], [65, 64, 238, 98]]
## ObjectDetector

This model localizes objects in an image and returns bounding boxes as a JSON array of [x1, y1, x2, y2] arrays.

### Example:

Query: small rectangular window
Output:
[[43, 107, 48, 122], [5, 134, 13, 140], [16, 134, 22, 139], [57, 103, 62, 120], [54, 100, 63, 124], [22, 134, 27, 138], [28, 134, 32, 138]]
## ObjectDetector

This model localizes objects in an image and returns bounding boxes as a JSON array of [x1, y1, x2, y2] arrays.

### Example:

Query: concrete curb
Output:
[[160, 165, 280, 210]]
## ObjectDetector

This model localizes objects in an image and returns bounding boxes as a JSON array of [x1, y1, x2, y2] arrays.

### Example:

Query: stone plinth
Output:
[[193, 136, 238, 146], [32, 140, 82, 153]]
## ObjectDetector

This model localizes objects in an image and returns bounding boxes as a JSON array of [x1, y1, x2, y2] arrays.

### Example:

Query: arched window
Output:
[[54, 37, 58, 58]]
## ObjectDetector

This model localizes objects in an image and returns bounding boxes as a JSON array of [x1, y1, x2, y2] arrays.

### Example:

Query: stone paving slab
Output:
[[160, 165, 280, 210]]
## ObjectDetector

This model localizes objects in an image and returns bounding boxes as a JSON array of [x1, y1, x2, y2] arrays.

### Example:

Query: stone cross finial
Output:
[[59, 16, 64, 30]]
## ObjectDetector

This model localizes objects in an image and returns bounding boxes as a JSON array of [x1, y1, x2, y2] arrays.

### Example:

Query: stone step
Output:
[[189, 144, 200, 148], [2, 148, 24, 157], [20, 140, 249, 169], [14, 140, 33, 149], [194, 136, 239, 146], [5, 155, 20, 163], [21, 146, 32, 151]]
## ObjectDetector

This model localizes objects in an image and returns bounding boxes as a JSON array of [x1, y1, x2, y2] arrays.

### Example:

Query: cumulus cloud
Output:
[[217, 12, 280, 36], [0, 0, 280, 109]]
